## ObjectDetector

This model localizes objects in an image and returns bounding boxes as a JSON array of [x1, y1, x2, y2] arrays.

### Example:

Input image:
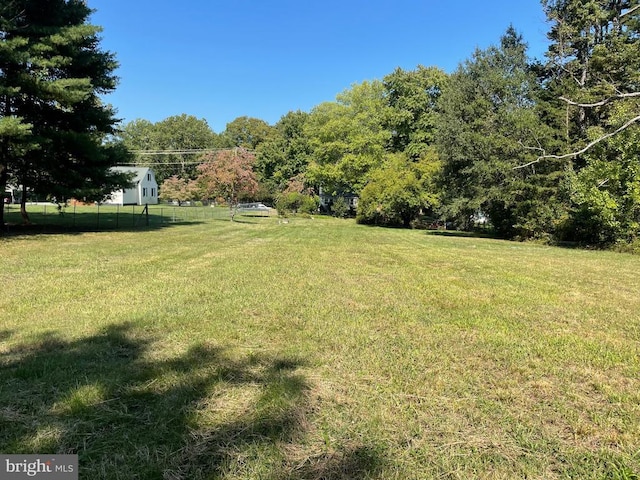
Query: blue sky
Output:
[[89, 0, 550, 133]]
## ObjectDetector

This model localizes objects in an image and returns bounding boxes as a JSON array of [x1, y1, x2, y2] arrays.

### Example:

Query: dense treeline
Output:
[[117, 1, 639, 247], [3, 1, 638, 247]]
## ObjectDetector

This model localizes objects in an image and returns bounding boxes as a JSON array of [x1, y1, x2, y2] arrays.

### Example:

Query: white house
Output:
[[4, 185, 18, 204], [106, 167, 159, 206]]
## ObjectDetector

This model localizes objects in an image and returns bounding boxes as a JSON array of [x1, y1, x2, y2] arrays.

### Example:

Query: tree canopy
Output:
[[537, 0, 640, 244], [254, 110, 312, 197], [6, 0, 638, 247], [220, 116, 275, 150], [0, 0, 131, 226], [196, 148, 259, 220], [304, 80, 392, 196], [437, 26, 559, 237], [120, 114, 219, 183], [383, 65, 448, 159]]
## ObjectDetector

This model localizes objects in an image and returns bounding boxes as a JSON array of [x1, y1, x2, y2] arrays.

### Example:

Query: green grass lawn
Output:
[[3, 203, 236, 232], [1, 215, 639, 479]]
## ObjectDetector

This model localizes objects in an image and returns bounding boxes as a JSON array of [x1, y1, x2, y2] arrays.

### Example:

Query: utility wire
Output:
[[129, 148, 256, 155], [120, 147, 257, 166]]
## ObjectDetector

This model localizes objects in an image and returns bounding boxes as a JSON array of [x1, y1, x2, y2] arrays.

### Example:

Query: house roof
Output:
[[111, 166, 153, 184]]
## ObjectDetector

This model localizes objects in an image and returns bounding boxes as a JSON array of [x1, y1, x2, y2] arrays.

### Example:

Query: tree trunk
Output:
[[0, 165, 6, 234], [19, 188, 30, 225], [229, 189, 236, 221], [1, 95, 7, 233]]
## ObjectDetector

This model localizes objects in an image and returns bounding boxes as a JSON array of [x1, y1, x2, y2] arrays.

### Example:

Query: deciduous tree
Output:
[[120, 115, 219, 183], [383, 66, 448, 159], [357, 151, 440, 227], [221, 116, 274, 150], [196, 148, 259, 220], [255, 110, 311, 195], [158, 175, 198, 206], [304, 80, 392, 196]]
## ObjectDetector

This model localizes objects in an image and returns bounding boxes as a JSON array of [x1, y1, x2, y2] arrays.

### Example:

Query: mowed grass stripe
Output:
[[1, 216, 639, 479]]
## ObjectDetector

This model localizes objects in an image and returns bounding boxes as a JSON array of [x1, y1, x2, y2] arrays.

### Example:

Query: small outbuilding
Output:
[[106, 167, 159, 206]]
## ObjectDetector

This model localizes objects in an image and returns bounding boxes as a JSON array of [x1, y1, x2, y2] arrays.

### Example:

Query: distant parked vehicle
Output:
[[236, 203, 270, 215]]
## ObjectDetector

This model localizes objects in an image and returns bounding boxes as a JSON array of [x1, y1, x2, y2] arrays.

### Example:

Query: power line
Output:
[[129, 148, 256, 155], [130, 149, 212, 155], [119, 147, 258, 166]]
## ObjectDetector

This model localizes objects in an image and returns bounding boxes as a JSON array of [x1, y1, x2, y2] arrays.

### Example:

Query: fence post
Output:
[[132, 205, 135, 227], [116, 204, 120, 229], [97, 203, 100, 229], [73, 203, 76, 228], [145, 203, 149, 226]]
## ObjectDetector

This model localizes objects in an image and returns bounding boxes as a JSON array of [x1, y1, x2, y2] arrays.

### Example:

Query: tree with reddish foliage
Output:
[[158, 175, 198, 206], [196, 148, 259, 220]]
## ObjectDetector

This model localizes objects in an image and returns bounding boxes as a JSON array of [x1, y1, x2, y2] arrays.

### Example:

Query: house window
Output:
[[143, 187, 148, 197], [147, 173, 151, 181], [151, 188, 155, 197]]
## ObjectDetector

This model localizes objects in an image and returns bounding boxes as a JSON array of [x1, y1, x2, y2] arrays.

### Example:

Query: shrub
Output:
[[276, 192, 318, 216], [299, 194, 319, 214], [332, 197, 349, 218]]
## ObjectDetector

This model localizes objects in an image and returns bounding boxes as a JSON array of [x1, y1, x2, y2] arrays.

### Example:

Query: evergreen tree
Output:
[[541, 0, 640, 244], [0, 0, 130, 226], [543, 0, 640, 143], [437, 27, 559, 238]]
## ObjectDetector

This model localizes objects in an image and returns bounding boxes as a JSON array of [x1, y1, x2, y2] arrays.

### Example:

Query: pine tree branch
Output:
[[548, 59, 585, 88], [515, 113, 640, 169], [621, 5, 640, 20], [559, 92, 640, 108]]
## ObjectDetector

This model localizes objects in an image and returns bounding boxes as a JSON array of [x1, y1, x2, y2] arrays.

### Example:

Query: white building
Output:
[[4, 185, 18, 204], [106, 167, 159, 206]]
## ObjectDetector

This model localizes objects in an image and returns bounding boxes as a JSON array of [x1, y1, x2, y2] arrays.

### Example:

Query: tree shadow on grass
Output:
[[209, 216, 267, 225], [0, 324, 385, 479], [424, 229, 500, 240], [1, 219, 205, 238], [278, 446, 385, 480]]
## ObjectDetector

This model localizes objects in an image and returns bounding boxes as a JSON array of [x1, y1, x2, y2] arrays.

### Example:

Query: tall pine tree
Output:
[[0, 0, 130, 227], [437, 27, 559, 238], [542, 0, 640, 244]]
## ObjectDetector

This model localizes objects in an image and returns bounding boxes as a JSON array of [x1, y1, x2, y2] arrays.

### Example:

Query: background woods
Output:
[[2, 1, 639, 247]]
